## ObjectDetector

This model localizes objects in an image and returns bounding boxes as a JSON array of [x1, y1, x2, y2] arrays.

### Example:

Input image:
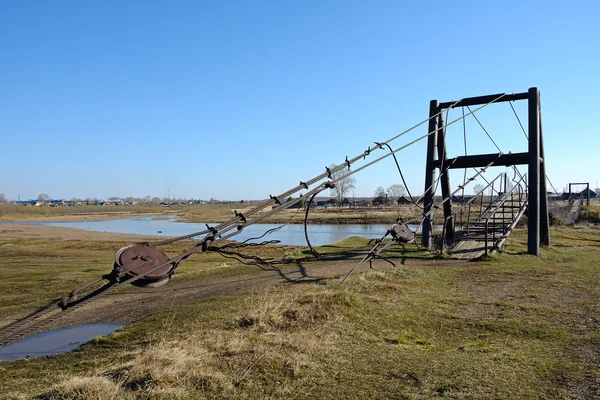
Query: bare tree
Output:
[[151, 197, 161, 205], [329, 164, 356, 204], [0, 193, 6, 203], [374, 186, 386, 198], [386, 184, 406, 200], [37, 193, 50, 202], [472, 184, 484, 194]]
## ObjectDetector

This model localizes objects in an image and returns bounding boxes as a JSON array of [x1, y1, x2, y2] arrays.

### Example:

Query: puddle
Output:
[[0, 324, 123, 361]]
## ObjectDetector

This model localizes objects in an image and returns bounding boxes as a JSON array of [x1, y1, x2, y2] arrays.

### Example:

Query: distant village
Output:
[[0, 184, 599, 208], [4, 187, 596, 209], [7, 196, 211, 207]]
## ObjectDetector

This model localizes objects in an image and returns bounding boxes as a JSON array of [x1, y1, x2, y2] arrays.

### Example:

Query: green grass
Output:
[[1, 227, 599, 399]]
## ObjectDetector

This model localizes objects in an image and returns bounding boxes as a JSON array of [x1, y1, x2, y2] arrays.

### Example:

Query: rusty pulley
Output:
[[114, 244, 176, 287], [389, 223, 416, 244]]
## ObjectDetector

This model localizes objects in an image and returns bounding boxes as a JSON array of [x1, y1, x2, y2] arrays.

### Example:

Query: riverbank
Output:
[[0, 224, 168, 241], [1, 203, 441, 225], [177, 204, 440, 225], [0, 204, 178, 222], [1, 227, 598, 398]]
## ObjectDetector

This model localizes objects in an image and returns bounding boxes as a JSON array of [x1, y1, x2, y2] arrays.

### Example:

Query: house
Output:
[[397, 196, 412, 205], [372, 195, 387, 206], [324, 198, 338, 208], [581, 189, 598, 199], [284, 197, 304, 209], [561, 189, 598, 200], [341, 198, 352, 207]]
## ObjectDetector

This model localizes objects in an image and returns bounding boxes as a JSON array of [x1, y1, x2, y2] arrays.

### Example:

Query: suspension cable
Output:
[[509, 101, 528, 140], [378, 142, 421, 208], [208, 93, 506, 250], [150, 99, 470, 247], [465, 104, 526, 184], [508, 100, 560, 195]]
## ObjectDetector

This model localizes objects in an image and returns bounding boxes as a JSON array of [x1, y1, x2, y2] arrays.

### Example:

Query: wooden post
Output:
[[538, 98, 550, 246], [422, 100, 439, 248], [569, 183, 572, 198], [437, 113, 454, 244], [587, 183, 591, 206], [528, 87, 541, 255]]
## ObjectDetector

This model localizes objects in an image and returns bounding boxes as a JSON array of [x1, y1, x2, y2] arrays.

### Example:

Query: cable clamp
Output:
[[325, 182, 335, 189], [205, 224, 219, 237], [345, 156, 351, 170], [325, 166, 332, 179], [234, 210, 247, 223], [300, 181, 308, 189], [270, 195, 281, 205]]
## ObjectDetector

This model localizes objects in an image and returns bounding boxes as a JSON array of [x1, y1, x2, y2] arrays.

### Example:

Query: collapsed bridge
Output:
[[0, 87, 552, 347], [421, 88, 550, 258]]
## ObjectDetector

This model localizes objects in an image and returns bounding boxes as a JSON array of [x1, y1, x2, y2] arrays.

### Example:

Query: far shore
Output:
[[0, 223, 168, 242], [0, 211, 175, 223]]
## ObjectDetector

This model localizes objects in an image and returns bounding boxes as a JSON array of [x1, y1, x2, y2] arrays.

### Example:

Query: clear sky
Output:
[[1, 1, 598, 201]]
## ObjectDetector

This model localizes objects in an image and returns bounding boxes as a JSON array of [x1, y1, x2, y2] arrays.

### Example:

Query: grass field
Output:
[[0, 226, 598, 399], [580, 204, 600, 224], [0, 204, 176, 221], [172, 203, 438, 225], [0, 202, 440, 225]]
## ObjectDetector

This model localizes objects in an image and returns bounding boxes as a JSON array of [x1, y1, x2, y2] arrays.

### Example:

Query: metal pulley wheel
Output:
[[114, 244, 176, 287], [389, 223, 416, 243]]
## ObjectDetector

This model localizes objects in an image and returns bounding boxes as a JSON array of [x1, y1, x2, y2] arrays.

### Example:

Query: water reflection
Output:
[[0, 324, 123, 361], [2, 216, 428, 247]]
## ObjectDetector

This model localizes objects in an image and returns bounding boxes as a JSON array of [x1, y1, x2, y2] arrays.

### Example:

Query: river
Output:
[[2, 215, 426, 247]]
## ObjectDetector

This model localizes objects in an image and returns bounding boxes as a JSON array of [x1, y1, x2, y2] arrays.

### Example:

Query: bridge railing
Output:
[[440, 173, 506, 250], [482, 173, 528, 255]]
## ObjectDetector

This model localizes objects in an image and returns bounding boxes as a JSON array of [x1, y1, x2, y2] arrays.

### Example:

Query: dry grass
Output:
[[1, 201, 438, 225], [178, 204, 441, 225], [579, 204, 600, 224], [0, 204, 174, 221], [2, 228, 599, 399], [38, 286, 348, 399]]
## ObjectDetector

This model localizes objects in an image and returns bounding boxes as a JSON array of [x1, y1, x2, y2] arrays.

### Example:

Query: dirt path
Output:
[[17, 253, 466, 335], [0, 224, 467, 339]]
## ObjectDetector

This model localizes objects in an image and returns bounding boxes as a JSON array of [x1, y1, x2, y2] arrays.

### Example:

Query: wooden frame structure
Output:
[[568, 182, 591, 206], [421, 87, 550, 255]]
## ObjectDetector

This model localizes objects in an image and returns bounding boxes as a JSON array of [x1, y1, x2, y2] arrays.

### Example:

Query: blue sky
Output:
[[1, 1, 598, 200]]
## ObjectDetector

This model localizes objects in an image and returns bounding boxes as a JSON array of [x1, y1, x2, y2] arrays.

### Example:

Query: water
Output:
[[0, 324, 123, 361], [2, 215, 426, 246]]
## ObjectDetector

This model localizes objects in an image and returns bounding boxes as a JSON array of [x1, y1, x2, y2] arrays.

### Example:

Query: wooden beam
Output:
[[439, 92, 528, 109], [433, 152, 530, 169]]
